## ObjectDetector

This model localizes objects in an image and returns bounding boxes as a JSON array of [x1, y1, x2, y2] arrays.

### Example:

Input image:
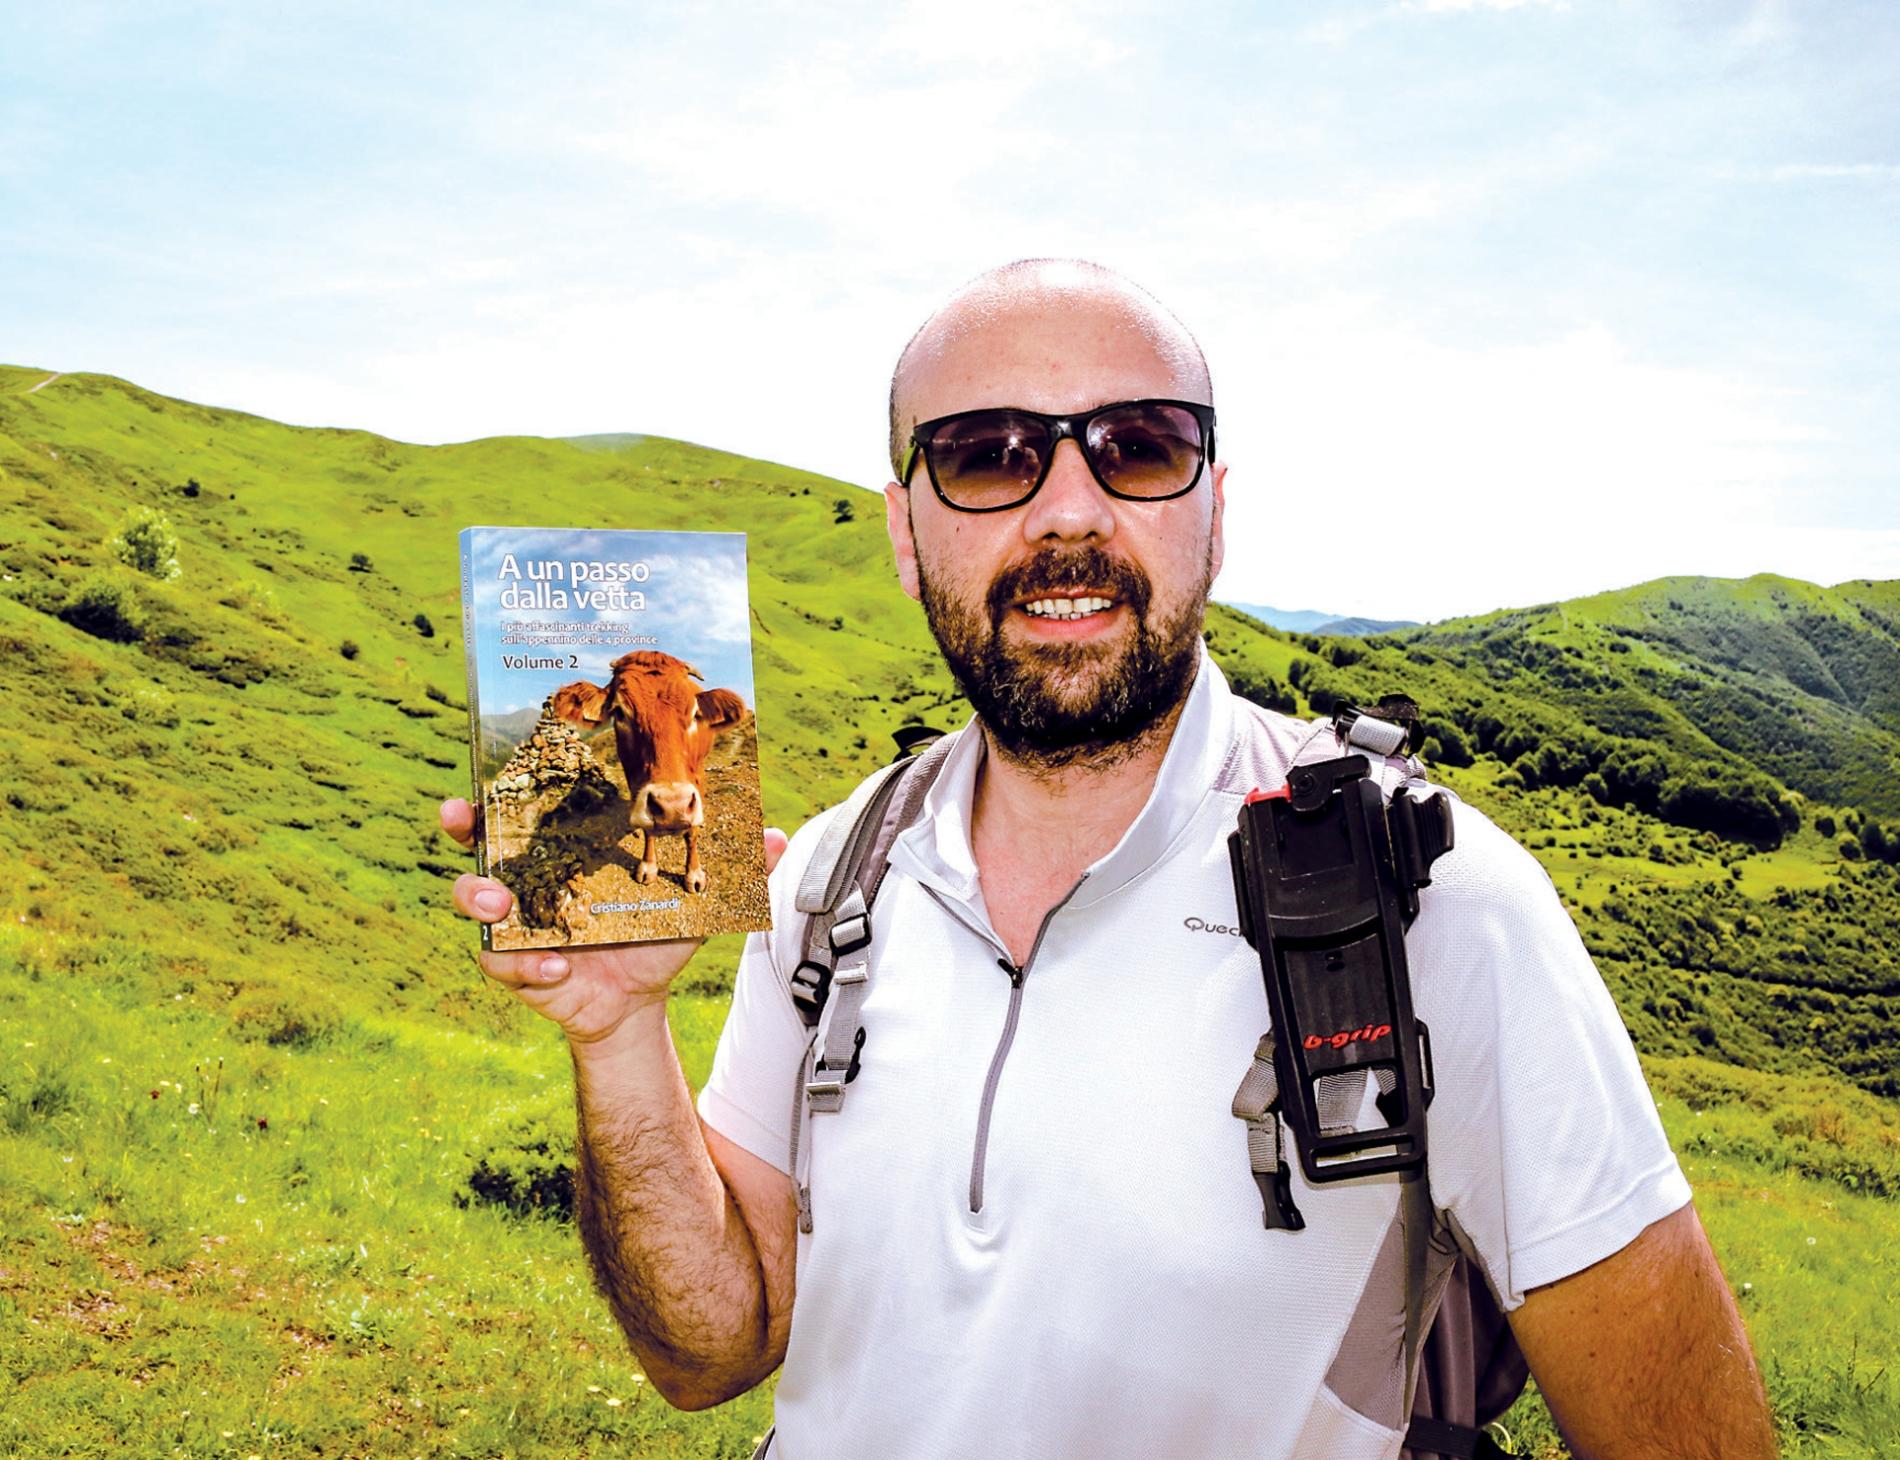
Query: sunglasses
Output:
[[899, 398, 1216, 513]]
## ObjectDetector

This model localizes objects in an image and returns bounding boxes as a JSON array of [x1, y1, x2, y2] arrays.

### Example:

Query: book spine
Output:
[[457, 527, 492, 952]]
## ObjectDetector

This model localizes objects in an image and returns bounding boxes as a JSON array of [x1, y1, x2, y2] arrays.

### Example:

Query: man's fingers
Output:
[[763, 826, 789, 875], [478, 948, 571, 989], [439, 798, 481, 851], [453, 872, 515, 923]]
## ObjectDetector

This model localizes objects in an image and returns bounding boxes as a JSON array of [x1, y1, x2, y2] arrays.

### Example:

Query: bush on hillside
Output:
[[1225, 665, 1297, 713], [110, 505, 182, 580], [58, 573, 147, 642], [349, 552, 374, 573], [121, 684, 180, 727], [413, 612, 435, 638], [1657, 775, 1787, 847], [461, 1106, 575, 1220], [226, 986, 343, 1049], [339, 639, 360, 660]]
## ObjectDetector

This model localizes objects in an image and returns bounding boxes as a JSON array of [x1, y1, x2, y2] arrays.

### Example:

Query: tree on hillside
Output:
[[110, 505, 181, 580]]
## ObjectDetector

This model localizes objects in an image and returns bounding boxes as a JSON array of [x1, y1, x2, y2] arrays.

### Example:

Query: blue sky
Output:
[[463, 527, 754, 718], [4, 0, 1895, 621]]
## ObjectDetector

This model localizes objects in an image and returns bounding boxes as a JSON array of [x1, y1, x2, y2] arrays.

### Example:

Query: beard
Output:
[[916, 542, 1210, 771]]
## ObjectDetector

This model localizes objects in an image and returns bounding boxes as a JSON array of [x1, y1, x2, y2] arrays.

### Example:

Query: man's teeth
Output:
[[1023, 596, 1114, 620]]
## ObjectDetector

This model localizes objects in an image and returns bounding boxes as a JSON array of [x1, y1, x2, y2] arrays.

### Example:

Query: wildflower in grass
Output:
[[605, 1397, 622, 1408]]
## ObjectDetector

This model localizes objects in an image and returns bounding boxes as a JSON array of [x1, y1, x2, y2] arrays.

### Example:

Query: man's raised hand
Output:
[[439, 797, 788, 1047]]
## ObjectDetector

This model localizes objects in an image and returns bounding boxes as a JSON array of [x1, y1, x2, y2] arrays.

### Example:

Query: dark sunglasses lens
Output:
[[926, 411, 1051, 508], [1086, 403, 1206, 498]]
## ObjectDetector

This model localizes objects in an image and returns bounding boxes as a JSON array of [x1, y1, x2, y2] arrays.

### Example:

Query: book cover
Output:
[[457, 526, 770, 951]]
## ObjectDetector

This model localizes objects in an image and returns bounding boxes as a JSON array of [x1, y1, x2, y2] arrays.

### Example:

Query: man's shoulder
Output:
[[1214, 686, 1558, 907], [1211, 693, 1328, 796]]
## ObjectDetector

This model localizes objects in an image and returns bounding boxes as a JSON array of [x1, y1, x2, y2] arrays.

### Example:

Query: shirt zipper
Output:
[[967, 875, 1087, 1213]]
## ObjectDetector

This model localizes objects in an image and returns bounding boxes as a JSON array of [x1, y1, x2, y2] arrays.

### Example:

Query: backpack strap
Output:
[[785, 730, 959, 1232], [1234, 707, 1520, 1457]]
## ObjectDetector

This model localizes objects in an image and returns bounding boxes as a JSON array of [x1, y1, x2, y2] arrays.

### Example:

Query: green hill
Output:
[[1404, 575, 1900, 819], [2, 366, 1896, 1456]]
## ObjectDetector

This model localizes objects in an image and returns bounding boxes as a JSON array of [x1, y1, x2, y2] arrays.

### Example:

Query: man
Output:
[[442, 260, 1778, 1459]]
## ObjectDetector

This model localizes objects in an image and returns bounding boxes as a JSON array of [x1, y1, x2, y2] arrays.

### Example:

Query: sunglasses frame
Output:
[[898, 397, 1217, 514]]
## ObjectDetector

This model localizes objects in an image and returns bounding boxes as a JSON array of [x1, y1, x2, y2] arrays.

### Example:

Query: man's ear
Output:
[[1208, 460, 1228, 583], [886, 482, 922, 602]]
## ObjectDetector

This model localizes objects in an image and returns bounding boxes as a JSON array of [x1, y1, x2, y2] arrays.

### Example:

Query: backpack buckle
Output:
[[805, 1075, 846, 1112], [828, 912, 872, 956], [789, 960, 833, 1026]]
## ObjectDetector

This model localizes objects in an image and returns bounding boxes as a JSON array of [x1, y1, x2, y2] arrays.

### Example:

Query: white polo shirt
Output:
[[699, 652, 1690, 1460]]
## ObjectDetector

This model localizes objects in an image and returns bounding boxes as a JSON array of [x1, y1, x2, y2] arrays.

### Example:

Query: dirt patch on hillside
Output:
[[483, 718, 770, 951]]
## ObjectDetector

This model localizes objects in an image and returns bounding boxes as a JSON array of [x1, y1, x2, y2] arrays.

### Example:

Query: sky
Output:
[[4, 0, 1896, 623], [463, 528, 755, 717]]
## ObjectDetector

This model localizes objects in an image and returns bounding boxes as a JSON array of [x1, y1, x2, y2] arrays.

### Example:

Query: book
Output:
[[457, 526, 771, 951]]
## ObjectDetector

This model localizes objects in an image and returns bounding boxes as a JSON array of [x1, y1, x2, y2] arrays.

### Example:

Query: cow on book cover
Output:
[[457, 527, 770, 952]]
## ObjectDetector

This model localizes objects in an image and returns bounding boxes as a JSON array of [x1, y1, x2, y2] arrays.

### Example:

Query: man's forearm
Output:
[[570, 999, 773, 1407]]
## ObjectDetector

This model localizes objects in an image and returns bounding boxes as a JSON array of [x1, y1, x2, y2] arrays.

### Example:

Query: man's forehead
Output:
[[902, 285, 1205, 421]]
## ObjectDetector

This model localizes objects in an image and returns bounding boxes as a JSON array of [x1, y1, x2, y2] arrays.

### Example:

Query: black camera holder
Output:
[[1228, 753, 1453, 1190]]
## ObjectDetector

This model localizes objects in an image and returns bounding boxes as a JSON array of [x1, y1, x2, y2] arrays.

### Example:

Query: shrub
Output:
[[227, 987, 342, 1049], [461, 1106, 575, 1220], [424, 684, 450, 704], [1839, 837, 1863, 862], [1815, 814, 1837, 839], [833, 497, 856, 524], [58, 573, 146, 642], [1225, 664, 1297, 713], [110, 505, 182, 580], [339, 639, 360, 660], [122, 685, 180, 727], [413, 612, 435, 638], [349, 552, 374, 573]]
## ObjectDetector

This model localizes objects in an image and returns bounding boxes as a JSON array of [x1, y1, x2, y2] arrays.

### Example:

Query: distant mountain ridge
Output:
[[1221, 600, 1419, 637]]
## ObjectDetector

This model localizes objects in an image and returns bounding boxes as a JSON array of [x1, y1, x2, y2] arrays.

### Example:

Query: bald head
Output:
[[888, 259, 1212, 478]]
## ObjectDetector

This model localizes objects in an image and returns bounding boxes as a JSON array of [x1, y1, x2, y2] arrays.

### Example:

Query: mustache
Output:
[[985, 547, 1152, 626]]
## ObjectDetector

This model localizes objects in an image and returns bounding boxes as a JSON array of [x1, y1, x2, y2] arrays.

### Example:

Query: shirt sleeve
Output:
[[696, 806, 840, 1175], [1410, 798, 1693, 1310]]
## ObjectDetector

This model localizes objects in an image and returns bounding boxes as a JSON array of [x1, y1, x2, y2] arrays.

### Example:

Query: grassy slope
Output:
[[1405, 574, 1900, 816], [2, 367, 1896, 1454]]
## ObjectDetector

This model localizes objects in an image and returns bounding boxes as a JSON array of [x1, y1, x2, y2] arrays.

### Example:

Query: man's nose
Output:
[[1021, 437, 1114, 544]]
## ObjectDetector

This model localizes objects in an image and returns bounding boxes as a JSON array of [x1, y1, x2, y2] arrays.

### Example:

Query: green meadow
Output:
[[3, 366, 1897, 1456]]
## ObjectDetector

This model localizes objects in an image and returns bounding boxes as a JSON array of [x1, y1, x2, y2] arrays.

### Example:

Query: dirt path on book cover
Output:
[[486, 721, 771, 951]]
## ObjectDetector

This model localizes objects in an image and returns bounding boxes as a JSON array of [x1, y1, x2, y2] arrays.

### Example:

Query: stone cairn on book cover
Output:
[[491, 698, 619, 929]]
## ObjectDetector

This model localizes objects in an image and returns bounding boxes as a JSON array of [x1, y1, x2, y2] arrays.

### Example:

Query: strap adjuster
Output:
[[789, 960, 833, 1025], [805, 1076, 845, 1112], [828, 912, 872, 956]]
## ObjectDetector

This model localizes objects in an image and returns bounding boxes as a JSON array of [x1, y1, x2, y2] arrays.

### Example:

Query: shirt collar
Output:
[[887, 644, 1236, 914]]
